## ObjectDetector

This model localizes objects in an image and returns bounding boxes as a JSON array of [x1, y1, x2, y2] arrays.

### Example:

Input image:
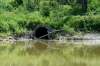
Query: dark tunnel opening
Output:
[[34, 26, 49, 39]]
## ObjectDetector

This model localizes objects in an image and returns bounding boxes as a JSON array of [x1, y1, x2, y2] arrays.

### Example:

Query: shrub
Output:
[[39, 1, 58, 16], [8, 20, 19, 33], [0, 21, 9, 32], [10, 0, 23, 8], [63, 25, 75, 34], [88, 0, 100, 15], [67, 16, 100, 32]]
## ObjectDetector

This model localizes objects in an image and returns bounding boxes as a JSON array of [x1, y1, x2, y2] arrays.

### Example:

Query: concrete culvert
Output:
[[34, 26, 53, 40]]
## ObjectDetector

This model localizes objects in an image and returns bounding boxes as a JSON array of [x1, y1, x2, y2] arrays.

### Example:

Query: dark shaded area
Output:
[[16, 0, 23, 5], [56, 0, 68, 5], [10, 0, 23, 7], [81, 0, 88, 13], [34, 26, 52, 39]]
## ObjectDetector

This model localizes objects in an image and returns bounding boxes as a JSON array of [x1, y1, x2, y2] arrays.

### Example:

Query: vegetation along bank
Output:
[[0, 0, 100, 38]]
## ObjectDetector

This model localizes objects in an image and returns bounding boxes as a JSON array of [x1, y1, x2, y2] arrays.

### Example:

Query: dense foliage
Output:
[[0, 0, 100, 35]]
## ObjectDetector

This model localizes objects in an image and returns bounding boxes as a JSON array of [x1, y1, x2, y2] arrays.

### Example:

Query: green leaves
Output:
[[0, 0, 100, 35], [88, 0, 100, 15], [39, 1, 59, 16], [0, 21, 9, 32]]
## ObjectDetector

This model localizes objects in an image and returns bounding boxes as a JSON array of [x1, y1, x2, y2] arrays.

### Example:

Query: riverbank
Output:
[[0, 32, 100, 41], [0, 33, 100, 45]]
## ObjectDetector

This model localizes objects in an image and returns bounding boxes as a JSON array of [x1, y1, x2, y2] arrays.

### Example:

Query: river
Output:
[[0, 33, 100, 66]]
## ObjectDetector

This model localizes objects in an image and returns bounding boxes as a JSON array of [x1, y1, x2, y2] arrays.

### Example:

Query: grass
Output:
[[0, 41, 100, 66]]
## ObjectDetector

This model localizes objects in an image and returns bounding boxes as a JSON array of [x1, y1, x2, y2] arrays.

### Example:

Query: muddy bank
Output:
[[66, 33, 100, 40], [0, 33, 100, 42]]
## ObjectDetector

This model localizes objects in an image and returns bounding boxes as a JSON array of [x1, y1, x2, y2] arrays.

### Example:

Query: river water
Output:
[[0, 33, 100, 66]]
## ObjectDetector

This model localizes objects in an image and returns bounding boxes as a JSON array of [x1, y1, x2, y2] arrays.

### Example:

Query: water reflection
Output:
[[33, 40, 48, 49], [0, 37, 100, 66]]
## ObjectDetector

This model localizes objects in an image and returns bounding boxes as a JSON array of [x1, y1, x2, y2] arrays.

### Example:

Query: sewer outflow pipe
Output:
[[34, 26, 64, 40], [34, 26, 53, 40]]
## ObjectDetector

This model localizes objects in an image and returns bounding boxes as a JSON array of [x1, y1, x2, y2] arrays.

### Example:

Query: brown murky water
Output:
[[0, 38, 100, 66]]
